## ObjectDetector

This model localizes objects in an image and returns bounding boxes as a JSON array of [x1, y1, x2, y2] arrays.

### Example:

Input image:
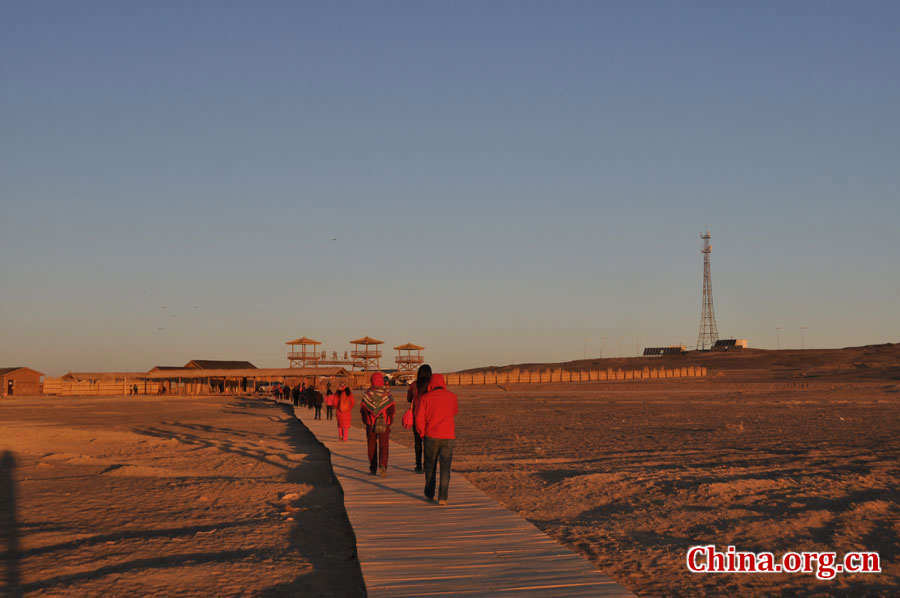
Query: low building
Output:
[[1, 367, 45, 396], [183, 360, 257, 369]]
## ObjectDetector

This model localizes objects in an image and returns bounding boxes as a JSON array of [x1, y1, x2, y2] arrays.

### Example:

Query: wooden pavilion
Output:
[[394, 342, 424, 374], [286, 337, 322, 368], [350, 336, 383, 371]]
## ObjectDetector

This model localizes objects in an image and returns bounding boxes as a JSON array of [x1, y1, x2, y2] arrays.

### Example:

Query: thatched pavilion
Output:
[[394, 342, 424, 374], [350, 336, 383, 371], [286, 337, 322, 368]]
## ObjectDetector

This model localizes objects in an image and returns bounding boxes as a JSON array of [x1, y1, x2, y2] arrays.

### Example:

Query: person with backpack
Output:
[[406, 364, 432, 473], [415, 373, 458, 505], [360, 372, 395, 477], [335, 386, 354, 441]]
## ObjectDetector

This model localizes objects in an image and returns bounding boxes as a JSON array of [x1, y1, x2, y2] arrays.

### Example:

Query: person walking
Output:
[[407, 364, 432, 473], [292, 384, 300, 406], [360, 373, 395, 477], [335, 386, 354, 441], [311, 385, 324, 420], [415, 373, 458, 505], [282, 383, 291, 403], [324, 384, 335, 420]]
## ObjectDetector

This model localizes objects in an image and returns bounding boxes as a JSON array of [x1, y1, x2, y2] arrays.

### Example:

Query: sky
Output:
[[2, 1, 899, 376]]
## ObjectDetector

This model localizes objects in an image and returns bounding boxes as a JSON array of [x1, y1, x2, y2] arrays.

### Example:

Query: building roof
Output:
[[140, 367, 350, 380], [0, 367, 45, 377], [393, 342, 425, 351], [285, 337, 322, 345], [183, 360, 257, 370], [149, 366, 183, 372], [62, 371, 147, 381], [350, 336, 383, 345]]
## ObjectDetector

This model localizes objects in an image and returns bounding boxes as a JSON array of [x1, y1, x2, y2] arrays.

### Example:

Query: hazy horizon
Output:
[[3, 2, 899, 377]]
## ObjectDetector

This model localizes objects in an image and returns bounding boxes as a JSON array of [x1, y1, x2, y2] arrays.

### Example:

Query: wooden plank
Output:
[[290, 402, 635, 598]]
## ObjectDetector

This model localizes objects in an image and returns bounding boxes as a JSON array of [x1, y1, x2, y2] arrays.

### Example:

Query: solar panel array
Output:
[[712, 339, 743, 351], [643, 346, 685, 356]]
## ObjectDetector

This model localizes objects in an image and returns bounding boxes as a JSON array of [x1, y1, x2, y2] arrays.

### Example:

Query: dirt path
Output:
[[0, 395, 364, 598]]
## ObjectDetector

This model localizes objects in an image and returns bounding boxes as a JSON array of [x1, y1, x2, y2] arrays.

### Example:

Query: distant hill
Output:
[[460, 343, 900, 382]]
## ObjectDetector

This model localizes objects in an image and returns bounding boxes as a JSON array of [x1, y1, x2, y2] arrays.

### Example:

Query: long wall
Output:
[[443, 366, 707, 386]]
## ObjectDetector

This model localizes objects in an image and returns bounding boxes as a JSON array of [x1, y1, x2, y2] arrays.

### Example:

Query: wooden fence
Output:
[[443, 366, 707, 386]]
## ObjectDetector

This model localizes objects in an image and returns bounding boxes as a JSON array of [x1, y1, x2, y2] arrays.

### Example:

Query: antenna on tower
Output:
[[697, 229, 719, 350]]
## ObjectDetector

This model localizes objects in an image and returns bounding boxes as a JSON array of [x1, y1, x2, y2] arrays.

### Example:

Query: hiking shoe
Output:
[[378, 467, 387, 477], [438, 499, 447, 506], [414, 467, 423, 474], [369, 470, 377, 476]]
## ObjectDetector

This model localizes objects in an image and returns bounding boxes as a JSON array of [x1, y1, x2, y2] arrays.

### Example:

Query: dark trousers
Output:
[[423, 437, 454, 501], [314, 406, 322, 419], [413, 428, 423, 470], [366, 426, 390, 472], [326, 405, 334, 420]]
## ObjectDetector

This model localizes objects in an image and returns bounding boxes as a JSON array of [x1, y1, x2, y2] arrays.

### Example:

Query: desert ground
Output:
[[442, 345, 900, 597], [2, 344, 899, 597], [0, 396, 364, 598]]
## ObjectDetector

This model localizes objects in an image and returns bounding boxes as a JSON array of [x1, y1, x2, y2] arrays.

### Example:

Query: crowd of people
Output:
[[270, 364, 458, 505]]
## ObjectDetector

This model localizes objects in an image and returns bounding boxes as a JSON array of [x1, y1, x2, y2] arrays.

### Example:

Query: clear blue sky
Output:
[[2, 2, 898, 376]]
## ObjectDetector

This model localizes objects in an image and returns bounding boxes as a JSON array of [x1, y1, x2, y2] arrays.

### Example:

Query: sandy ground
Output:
[[441, 379, 900, 597], [0, 395, 364, 598], [3, 345, 898, 597]]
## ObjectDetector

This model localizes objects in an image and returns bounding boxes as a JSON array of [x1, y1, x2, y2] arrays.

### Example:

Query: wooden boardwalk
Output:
[[291, 403, 635, 597]]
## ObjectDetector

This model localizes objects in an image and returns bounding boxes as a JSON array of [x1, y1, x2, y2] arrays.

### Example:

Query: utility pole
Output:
[[800, 326, 807, 350], [776, 327, 783, 350]]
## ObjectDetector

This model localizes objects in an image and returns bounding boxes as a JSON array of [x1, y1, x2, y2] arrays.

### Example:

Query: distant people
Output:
[[298, 383, 307, 407], [292, 384, 300, 406], [335, 386, 354, 441], [407, 364, 432, 473], [415, 373, 458, 505], [282, 383, 291, 402], [360, 373, 395, 477], [131, 383, 139, 396], [324, 384, 335, 420], [311, 385, 325, 420]]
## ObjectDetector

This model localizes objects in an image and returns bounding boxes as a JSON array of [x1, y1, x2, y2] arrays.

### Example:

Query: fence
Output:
[[442, 366, 707, 386]]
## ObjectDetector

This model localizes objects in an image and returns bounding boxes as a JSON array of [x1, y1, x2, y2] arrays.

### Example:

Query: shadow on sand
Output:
[[1, 451, 22, 598]]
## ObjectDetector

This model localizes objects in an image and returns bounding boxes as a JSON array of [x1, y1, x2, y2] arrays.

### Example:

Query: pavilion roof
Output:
[[351, 336, 383, 345], [393, 342, 424, 351], [285, 337, 322, 345]]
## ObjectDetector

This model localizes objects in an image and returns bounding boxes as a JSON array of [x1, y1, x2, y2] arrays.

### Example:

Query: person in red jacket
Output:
[[406, 364, 432, 473], [360, 372, 395, 477], [414, 373, 458, 505], [335, 386, 354, 442]]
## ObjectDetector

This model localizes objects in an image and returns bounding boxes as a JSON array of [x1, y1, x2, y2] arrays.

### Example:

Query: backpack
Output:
[[374, 413, 387, 434]]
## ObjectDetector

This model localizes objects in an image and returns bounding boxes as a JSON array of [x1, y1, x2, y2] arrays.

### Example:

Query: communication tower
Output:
[[696, 230, 719, 350]]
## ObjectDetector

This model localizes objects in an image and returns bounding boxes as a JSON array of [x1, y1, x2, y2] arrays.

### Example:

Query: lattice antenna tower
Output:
[[697, 229, 719, 350]]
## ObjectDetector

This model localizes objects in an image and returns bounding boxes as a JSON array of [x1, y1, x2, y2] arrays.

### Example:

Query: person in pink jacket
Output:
[[335, 386, 354, 442], [415, 373, 458, 505]]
